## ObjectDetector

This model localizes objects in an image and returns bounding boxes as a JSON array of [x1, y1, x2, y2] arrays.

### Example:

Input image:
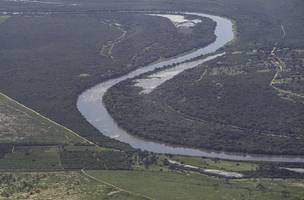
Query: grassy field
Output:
[[0, 2, 303, 199], [0, 16, 9, 24], [0, 172, 147, 200], [0, 93, 132, 171], [0, 92, 88, 145], [1, 170, 304, 200], [0, 146, 62, 171], [170, 155, 258, 172], [87, 170, 304, 200], [1, 77, 301, 199]]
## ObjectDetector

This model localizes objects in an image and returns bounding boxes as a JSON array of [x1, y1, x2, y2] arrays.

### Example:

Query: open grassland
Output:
[[0, 16, 9, 24], [0, 93, 87, 145], [87, 170, 304, 200], [0, 172, 147, 200], [0, 146, 62, 171], [170, 155, 258, 172], [0, 141, 131, 171], [0, 2, 303, 199], [0, 93, 131, 171]]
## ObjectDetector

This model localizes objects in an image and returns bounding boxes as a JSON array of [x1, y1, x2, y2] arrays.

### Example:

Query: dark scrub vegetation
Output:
[[1, 0, 302, 49], [0, 11, 215, 151], [60, 148, 132, 170], [0, 0, 303, 153], [104, 51, 304, 155], [0, 1, 303, 199], [274, 49, 304, 96], [0, 145, 132, 170], [0, 144, 13, 159]]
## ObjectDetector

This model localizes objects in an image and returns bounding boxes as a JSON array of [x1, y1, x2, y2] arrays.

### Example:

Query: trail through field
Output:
[[100, 21, 127, 60], [81, 169, 154, 200], [270, 48, 304, 100]]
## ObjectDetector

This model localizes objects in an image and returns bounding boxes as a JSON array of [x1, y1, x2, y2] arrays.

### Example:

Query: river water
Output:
[[77, 12, 304, 163]]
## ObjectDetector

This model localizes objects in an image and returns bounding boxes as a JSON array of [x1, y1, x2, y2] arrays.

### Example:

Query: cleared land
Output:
[[87, 170, 304, 200], [0, 93, 131, 171], [170, 155, 258, 172], [1, 169, 303, 200], [0, 1, 303, 199], [0, 172, 147, 200], [0, 92, 86, 145], [1, 89, 301, 199], [0, 16, 9, 24]]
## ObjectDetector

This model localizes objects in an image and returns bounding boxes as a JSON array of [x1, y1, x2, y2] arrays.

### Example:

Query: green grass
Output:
[[0, 146, 62, 170], [170, 155, 258, 172], [87, 170, 304, 200], [0, 92, 122, 171], [0, 16, 9, 24], [0, 92, 88, 145], [0, 172, 146, 200], [63, 145, 113, 152], [0, 145, 127, 171]]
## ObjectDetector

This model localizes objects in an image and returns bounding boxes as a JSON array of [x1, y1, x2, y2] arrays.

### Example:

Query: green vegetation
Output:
[[273, 48, 304, 99], [0, 146, 62, 171], [105, 50, 304, 154], [170, 156, 258, 172], [60, 148, 132, 170], [87, 170, 304, 200], [1, 169, 303, 200], [0, 93, 131, 171], [0, 16, 9, 24], [0, 143, 131, 171], [0, 0, 303, 199], [1, 0, 303, 154], [0, 172, 147, 200], [0, 143, 132, 171], [0, 12, 215, 151], [0, 92, 87, 145]]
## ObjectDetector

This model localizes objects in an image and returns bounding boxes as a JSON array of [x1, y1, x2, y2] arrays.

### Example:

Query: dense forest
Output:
[[0, 11, 215, 150], [104, 50, 304, 155]]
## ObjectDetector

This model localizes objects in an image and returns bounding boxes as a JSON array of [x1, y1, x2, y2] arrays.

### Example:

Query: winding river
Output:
[[77, 12, 304, 163]]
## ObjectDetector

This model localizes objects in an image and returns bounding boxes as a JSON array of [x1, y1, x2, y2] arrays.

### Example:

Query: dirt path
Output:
[[80, 169, 154, 200], [268, 24, 304, 100], [270, 48, 304, 100], [100, 21, 127, 59], [281, 24, 286, 38]]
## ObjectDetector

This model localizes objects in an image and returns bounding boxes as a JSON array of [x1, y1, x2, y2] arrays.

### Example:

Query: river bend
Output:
[[77, 12, 304, 163]]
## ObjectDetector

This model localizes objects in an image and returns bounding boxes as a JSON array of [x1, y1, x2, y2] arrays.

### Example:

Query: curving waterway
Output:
[[77, 12, 304, 163]]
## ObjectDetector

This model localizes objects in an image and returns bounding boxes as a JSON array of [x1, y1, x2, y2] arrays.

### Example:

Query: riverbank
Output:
[[0, 11, 215, 152], [78, 12, 304, 162]]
